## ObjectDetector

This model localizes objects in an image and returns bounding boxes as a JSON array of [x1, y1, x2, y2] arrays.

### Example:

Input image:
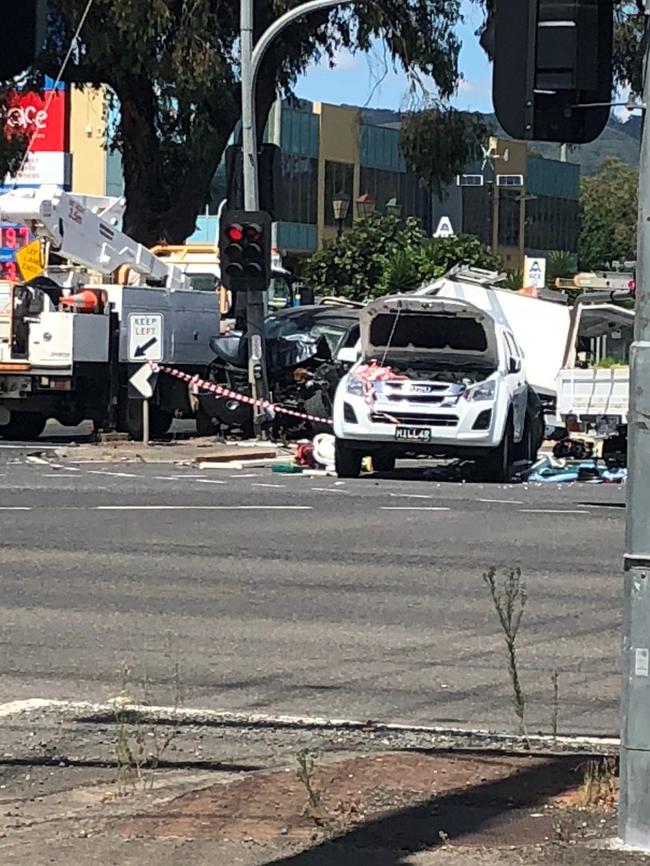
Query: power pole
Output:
[[620, 7, 650, 849]]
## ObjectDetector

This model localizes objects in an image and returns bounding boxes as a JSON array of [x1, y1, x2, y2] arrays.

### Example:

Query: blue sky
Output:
[[294, 2, 493, 113]]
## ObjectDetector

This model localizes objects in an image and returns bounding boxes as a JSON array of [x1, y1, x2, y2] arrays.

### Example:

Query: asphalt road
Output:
[[0, 452, 625, 735]]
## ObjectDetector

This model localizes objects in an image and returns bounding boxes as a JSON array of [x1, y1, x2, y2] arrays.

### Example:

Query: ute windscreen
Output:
[[370, 314, 488, 352]]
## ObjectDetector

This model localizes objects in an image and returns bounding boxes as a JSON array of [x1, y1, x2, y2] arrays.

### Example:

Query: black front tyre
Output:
[[477, 417, 514, 483], [0, 411, 47, 441], [125, 400, 173, 440], [335, 438, 363, 479]]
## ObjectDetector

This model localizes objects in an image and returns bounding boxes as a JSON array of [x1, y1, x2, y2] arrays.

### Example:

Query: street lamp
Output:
[[356, 192, 376, 219], [332, 191, 350, 240], [385, 196, 402, 219]]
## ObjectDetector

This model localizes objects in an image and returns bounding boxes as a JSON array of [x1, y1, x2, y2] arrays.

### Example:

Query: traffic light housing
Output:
[[0, 0, 47, 79], [219, 210, 272, 293], [492, 0, 613, 144]]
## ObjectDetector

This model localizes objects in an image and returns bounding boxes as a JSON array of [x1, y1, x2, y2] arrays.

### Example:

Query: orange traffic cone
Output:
[[60, 289, 100, 313]]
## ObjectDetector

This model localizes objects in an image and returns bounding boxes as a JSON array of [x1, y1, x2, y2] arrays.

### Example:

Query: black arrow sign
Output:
[[134, 337, 158, 357]]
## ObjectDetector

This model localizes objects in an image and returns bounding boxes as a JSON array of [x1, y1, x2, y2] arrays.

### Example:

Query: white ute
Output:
[[332, 294, 541, 481]]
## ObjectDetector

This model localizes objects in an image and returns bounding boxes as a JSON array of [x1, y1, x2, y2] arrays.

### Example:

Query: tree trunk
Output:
[[116, 77, 236, 246]]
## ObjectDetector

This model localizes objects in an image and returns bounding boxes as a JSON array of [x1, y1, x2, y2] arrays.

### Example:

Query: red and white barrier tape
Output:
[[151, 362, 333, 426]]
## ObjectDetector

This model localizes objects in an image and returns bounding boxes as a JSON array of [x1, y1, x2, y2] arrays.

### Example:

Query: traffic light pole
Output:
[[239, 0, 353, 437], [620, 7, 650, 850]]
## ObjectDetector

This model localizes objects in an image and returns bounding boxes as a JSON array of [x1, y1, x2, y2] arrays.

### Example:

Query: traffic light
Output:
[[492, 0, 613, 144], [219, 210, 272, 293], [0, 0, 47, 79]]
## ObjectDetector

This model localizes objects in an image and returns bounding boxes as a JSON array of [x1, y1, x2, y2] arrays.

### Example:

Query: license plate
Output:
[[395, 426, 432, 442]]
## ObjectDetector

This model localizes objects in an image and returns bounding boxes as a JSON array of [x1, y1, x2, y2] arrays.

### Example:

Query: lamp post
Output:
[[356, 192, 376, 219], [332, 191, 350, 240]]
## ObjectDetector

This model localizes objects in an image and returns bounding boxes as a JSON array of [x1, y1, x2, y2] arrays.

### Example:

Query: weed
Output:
[[551, 669, 560, 741], [580, 757, 618, 809], [296, 748, 326, 825], [483, 566, 529, 744], [109, 659, 184, 792], [438, 829, 451, 846]]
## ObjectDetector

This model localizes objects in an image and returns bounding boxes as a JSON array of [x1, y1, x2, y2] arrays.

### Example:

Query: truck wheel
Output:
[[335, 439, 363, 479], [125, 400, 173, 440], [196, 405, 219, 437], [477, 417, 514, 483], [0, 411, 46, 441], [372, 452, 396, 473]]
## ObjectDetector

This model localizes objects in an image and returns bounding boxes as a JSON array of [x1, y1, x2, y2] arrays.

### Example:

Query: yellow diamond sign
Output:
[[15, 240, 45, 283]]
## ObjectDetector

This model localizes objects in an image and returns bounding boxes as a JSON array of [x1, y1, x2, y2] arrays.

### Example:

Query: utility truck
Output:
[[0, 187, 220, 440]]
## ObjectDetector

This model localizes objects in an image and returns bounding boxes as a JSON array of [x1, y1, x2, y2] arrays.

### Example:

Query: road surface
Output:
[[0, 453, 625, 734]]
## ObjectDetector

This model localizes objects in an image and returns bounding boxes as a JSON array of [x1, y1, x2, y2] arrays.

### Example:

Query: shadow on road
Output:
[[260, 754, 587, 866]]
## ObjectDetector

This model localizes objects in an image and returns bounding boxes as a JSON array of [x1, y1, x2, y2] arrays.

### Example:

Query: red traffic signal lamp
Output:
[[492, 0, 613, 144], [219, 211, 272, 292]]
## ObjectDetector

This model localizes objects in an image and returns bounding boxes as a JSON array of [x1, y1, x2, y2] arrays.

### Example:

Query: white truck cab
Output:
[[332, 294, 536, 481]]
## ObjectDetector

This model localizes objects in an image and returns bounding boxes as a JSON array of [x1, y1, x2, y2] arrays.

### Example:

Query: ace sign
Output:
[[128, 313, 163, 362]]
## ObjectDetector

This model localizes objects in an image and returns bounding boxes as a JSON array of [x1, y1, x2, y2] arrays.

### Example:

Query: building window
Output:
[[525, 195, 579, 252], [324, 161, 354, 227], [498, 189, 521, 248], [359, 167, 432, 233], [461, 186, 491, 246], [280, 154, 318, 225]]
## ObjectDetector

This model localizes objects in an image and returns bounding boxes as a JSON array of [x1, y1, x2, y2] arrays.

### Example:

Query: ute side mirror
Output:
[[508, 357, 521, 374]]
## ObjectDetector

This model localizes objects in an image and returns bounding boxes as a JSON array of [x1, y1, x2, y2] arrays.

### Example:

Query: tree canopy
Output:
[[579, 156, 638, 270], [24, 0, 481, 244], [303, 212, 497, 300]]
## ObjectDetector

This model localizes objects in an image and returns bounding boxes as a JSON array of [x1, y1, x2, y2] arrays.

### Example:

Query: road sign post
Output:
[[620, 8, 650, 849]]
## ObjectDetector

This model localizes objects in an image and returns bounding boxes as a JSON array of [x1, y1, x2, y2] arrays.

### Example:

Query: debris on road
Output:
[[524, 455, 627, 484]]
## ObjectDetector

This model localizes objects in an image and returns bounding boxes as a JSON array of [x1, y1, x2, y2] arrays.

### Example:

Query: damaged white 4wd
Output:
[[332, 295, 543, 482]]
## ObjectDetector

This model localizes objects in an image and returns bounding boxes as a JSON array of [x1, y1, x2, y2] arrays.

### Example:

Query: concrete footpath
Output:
[[0, 703, 646, 866]]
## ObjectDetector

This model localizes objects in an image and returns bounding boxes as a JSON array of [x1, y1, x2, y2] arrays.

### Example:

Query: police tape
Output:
[[150, 362, 333, 426]]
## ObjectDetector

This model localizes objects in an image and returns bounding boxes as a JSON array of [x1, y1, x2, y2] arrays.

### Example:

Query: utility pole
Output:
[[620, 7, 650, 850]]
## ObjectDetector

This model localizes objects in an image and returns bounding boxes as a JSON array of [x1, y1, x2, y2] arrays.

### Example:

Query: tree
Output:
[[302, 212, 497, 300], [29, 0, 478, 245], [579, 156, 638, 270], [0, 91, 29, 180]]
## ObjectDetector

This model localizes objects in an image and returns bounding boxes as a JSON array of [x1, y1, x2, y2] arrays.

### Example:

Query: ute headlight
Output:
[[464, 379, 496, 402], [346, 375, 365, 396]]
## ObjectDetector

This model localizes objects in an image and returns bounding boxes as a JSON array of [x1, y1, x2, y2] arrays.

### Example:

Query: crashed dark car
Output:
[[196, 304, 360, 438]]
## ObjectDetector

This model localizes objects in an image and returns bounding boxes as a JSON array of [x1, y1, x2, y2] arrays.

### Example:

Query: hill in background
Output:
[[357, 106, 641, 177]]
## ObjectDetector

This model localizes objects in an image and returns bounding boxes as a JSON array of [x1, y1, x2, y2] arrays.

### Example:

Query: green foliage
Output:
[[400, 108, 491, 195], [303, 213, 497, 301], [545, 250, 576, 288], [501, 269, 523, 291], [579, 156, 638, 270]]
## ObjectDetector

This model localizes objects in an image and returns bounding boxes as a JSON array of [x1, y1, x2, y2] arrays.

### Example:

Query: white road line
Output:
[[232, 473, 259, 478], [62, 466, 82, 471], [521, 507, 591, 515], [389, 493, 436, 500], [94, 505, 312, 511], [0, 506, 32, 510], [87, 470, 141, 478], [311, 487, 348, 494], [252, 482, 286, 488], [478, 498, 524, 505], [194, 478, 227, 485], [381, 506, 450, 512]]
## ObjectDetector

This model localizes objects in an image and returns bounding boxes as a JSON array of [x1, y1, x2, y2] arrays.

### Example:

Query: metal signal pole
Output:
[[620, 4, 650, 850], [238, 0, 353, 436]]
